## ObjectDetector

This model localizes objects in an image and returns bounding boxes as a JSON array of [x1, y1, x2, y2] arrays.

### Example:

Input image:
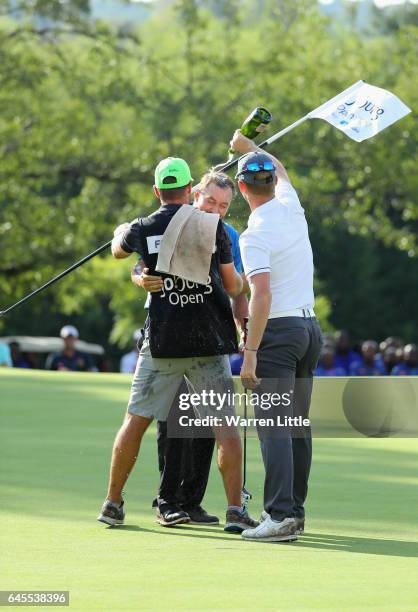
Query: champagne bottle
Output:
[[229, 106, 272, 155]]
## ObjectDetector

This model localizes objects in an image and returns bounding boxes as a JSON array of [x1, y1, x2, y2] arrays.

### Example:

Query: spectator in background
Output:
[[321, 333, 336, 350], [97, 356, 111, 373], [382, 346, 400, 375], [9, 341, 33, 368], [383, 336, 404, 350], [120, 329, 144, 374], [0, 341, 12, 367], [333, 330, 360, 375], [46, 325, 94, 372], [379, 340, 387, 354], [315, 348, 346, 376], [349, 340, 385, 376], [392, 344, 418, 375]]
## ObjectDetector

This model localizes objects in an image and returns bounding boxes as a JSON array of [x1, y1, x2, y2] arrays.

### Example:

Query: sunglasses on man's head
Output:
[[244, 160, 275, 172]]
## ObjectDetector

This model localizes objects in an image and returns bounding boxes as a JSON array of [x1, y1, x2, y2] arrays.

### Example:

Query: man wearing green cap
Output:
[[98, 157, 258, 533]]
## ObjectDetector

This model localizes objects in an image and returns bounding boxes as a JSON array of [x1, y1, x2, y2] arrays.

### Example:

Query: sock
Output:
[[107, 499, 122, 508], [228, 505, 243, 513]]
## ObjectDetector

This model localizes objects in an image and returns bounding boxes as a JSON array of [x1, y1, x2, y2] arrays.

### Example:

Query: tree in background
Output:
[[0, 0, 416, 368]]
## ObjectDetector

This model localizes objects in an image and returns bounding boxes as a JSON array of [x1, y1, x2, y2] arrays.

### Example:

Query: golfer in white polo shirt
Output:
[[230, 131, 323, 543]]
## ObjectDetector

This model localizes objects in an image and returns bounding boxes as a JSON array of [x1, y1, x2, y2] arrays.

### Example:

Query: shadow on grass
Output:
[[111, 525, 418, 557], [295, 532, 418, 558], [110, 524, 243, 544], [116, 524, 222, 535]]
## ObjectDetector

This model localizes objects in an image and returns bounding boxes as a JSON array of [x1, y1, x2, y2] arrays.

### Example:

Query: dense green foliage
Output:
[[0, 0, 416, 366]]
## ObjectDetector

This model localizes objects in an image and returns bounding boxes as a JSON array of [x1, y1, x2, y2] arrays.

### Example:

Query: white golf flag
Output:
[[309, 80, 411, 142]]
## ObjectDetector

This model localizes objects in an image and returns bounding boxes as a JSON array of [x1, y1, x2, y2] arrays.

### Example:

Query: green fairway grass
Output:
[[1, 369, 418, 611]]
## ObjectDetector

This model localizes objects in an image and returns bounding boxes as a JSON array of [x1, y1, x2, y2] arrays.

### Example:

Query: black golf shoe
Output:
[[183, 506, 219, 525], [156, 505, 190, 527]]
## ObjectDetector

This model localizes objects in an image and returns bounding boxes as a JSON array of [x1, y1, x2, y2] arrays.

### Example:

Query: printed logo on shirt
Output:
[[160, 275, 213, 308], [147, 235, 163, 254]]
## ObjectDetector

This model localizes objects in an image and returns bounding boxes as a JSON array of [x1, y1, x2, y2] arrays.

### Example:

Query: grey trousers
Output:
[[254, 316, 322, 521]]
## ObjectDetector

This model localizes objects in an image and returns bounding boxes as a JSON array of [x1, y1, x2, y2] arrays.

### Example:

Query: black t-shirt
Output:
[[121, 204, 238, 358]]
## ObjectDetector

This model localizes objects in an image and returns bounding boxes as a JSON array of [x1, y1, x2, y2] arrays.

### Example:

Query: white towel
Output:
[[156, 205, 219, 285]]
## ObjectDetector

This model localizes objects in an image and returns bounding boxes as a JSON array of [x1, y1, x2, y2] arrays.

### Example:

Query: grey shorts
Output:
[[127, 341, 235, 421]]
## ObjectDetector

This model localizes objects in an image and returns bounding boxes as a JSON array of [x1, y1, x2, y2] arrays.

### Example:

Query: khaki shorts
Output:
[[127, 341, 235, 421]]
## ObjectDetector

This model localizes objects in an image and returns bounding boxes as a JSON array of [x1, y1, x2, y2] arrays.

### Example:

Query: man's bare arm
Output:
[[220, 262, 243, 297], [232, 291, 249, 338], [245, 272, 272, 351], [111, 223, 131, 259]]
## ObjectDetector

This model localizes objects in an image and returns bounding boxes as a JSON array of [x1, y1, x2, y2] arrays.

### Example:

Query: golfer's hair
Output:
[[200, 171, 235, 195], [242, 172, 275, 197], [159, 184, 191, 203]]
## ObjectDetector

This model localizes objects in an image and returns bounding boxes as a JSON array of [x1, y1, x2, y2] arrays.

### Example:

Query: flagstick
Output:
[[261, 114, 310, 147], [210, 114, 310, 176]]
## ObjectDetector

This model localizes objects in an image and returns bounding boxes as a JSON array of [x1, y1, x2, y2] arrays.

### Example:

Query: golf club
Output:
[[0, 240, 111, 318], [240, 316, 252, 511]]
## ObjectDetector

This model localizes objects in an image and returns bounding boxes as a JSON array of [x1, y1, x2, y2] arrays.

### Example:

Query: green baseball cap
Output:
[[154, 157, 193, 189]]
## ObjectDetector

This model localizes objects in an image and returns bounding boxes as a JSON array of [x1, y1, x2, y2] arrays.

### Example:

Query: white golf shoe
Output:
[[242, 515, 297, 542]]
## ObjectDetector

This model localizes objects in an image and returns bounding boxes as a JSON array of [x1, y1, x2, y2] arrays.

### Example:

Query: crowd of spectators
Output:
[[229, 331, 417, 377], [1, 326, 417, 376], [314, 330, 418, 376]]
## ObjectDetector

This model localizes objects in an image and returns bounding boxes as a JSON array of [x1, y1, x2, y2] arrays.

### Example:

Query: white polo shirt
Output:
[[239, 179, 314, 316]]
